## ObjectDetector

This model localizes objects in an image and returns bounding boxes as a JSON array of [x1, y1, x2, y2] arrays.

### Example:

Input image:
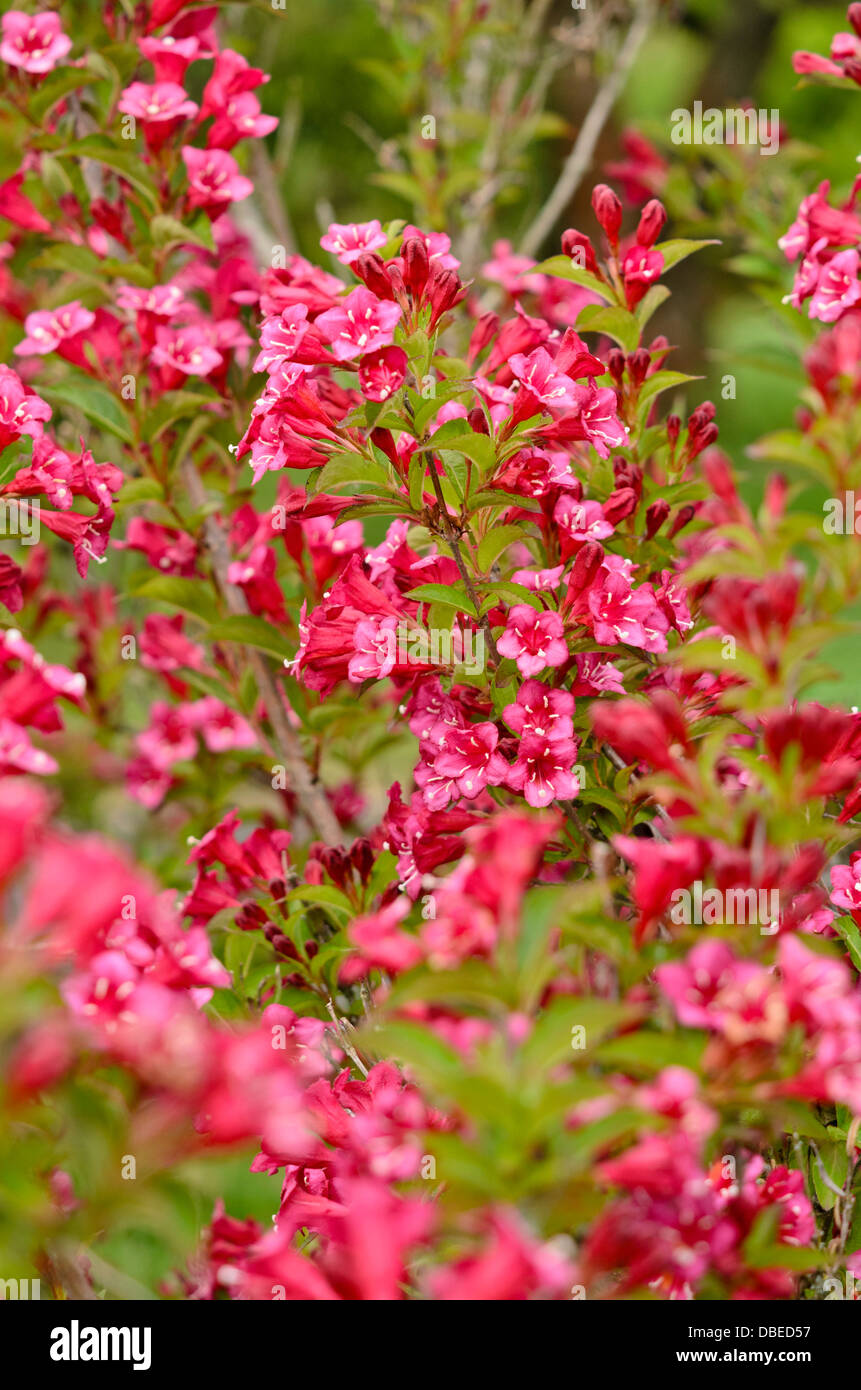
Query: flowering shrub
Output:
[[3, 0, 861, 1304]]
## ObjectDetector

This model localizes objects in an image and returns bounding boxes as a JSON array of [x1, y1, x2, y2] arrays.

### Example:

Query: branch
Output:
[[519, 0, 657, 259], [180, 459, 343, 846], [425, 454, 501, 667]]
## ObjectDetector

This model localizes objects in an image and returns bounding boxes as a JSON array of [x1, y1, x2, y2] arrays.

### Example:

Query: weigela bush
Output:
[[2, 0, 861, 1301]]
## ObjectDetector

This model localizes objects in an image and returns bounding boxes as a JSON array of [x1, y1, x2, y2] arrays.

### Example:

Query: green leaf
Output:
[[519, 997, 635, 1076], [833, 915, 861, 975], [595, 1030, 708, 1075], [478, 580, 544, 613], [143, 390, 219, 442], [151, 213, 214, 253], [116, 477, 164, 506], [406, 583, 477, 617], [653, 237, 721, 271], [576, 304, 640, 353], [530, 255, 613, 302], [126, 574, 219, 624], [426, 422, 496, 474], [313, 452, 391, 495], [634, 284, 671, 329], [638, 370, 701, 405], [30, 66, 101, 123], [207, 615, 294, 662], [60, 137, 159, 209], [476, 525, 523, 573], [41, 380, 133, 444]]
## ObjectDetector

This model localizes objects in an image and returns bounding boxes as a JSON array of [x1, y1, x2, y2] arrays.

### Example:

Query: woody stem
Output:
[[425, 452, 501, 667]]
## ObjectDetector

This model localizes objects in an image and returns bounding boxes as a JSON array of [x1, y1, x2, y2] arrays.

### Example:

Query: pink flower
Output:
[[320, 220, 388, 265], [15, 301, 95, 357], [431, 722, 508, 801], [830, 852, 861, 912], [503, 679, 574, 741], [1, 10, 72, 74], [481, 240, 545, 295], [207, 92, 278, 150], [151, 325, 223, 380], [182, 146, 253, 217], [553, 495, 614, 543], [253, 306, 310, 375], [507, 735, 579, 807], [315, 288, 402, 362], [0, 365, 52, 453], [622, 245, 664, 308], [358, 346, 407, 402], [809, 249, 861, 322], [509, 348, 581, 409], [188, 697, 256, 755], [497, 605, 568, 677], [577, 383, 629, 456], [118, 82, 199, 151], [341, 898, 423, 982]]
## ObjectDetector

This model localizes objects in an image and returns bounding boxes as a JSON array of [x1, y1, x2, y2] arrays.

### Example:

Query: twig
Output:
[[519, 0, 657, 258], [180, 459, 342, 845], [326, 997, 369, 1076]]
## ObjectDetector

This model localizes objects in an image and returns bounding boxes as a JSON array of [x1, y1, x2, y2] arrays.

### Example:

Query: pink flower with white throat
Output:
[[809, 249, 861, 323], [509, 348, 581, 410], [358, 346, 407, 402], [497, 605, 569, 677], [15, 302, 95, 358], [320, 220, 388, 265], [1, 10, 72, 74], [315, 288, 402, 362], [182, 146, 253, 218]]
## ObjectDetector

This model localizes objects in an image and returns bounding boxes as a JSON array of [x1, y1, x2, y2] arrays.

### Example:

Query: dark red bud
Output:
[[602, 487, 638, 524], [645, 498, 670, 539], [401, 236, 430, 296], [353, 252, 395, 300], [349, 837, 375, 884], [635, 199, 667, 249], [850, 3, 861, 39], [467, 311, 499, 364], [668, 503, 697, 538], [427, 265, 465, 326], [467, 406, 489, 435], [666, 414, 681, 447], [627, 349, 650, 386], [607, 348, 625, 383], [590, 184, 623, 245], [561, 227, 598, 274], [568, 539, 603, 596]]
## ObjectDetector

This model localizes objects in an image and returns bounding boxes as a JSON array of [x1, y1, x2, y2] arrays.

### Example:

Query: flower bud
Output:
[[467, 311, 499, 364], [353, 252, 395, 300], [635, 198, 667, 249], [590, 184, 623, 245], [561, 227, 598, 273], [568, 538, 603, 596], [602, 487, 638, 524], [401, 236, 430, 297], [467, 406, 489, 435], [668, 503, 697, 538], [427, 265, 466, 327], [666, 414, 681, 447], [645, 498, 670, 539], [607, 348, 626, 383], [627, 348, 650, 385], [850, 3, 861, 38]]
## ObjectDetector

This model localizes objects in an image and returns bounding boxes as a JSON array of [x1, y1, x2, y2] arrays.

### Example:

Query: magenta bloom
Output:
[[506, 735, 579, 808], [320, 220, 388, 265], [151, 326, 223, 379], [509, 348, 581, 409], [432, 722, 509, 799], [503, 679, 574, 741], [554, 495, 614, 543], [15, 302, 95, 357], [577, 383, 629, 456], [182, 146, 253, 217], [358, 346, 407, 402], [1, 10, 72, 74], [0, 365, 52, 453], [809, 249, 861, 322], [622, 245, 664, 308], [253, 306, 310, 375], [315, 288, 402, 362], [497, 605, 568, 677], [118, 82, 198, 150]]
